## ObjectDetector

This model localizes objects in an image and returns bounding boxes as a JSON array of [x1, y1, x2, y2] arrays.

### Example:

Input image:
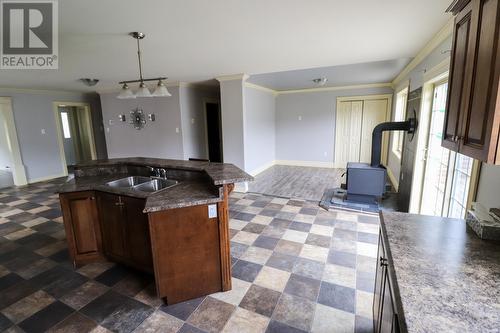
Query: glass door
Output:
[[418, 81, 476, 218]]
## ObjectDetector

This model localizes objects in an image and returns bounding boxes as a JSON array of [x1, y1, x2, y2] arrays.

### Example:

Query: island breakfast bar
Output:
[[57, 157, 253, 305]]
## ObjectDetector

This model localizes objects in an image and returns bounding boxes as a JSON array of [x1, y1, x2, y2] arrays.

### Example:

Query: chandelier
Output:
[[117, 32, 171, 99]]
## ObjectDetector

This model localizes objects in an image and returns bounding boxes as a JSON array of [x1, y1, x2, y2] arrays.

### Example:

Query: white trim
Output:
[[244, 82, 278, 96], [277, 83, 392, 95], [28, 173, 67, 184], [216, 74, 249, 82], [53, 102, 97, 177], [0, 97, 28, 186], [249, 160, 276, 176], [387, 167, 399, 192], [0, 86, 85, 95], [275, 160, 335, 168], [392, 18, 454, 86], [336, 93, 393, 103], [423, 58, 450, 83]]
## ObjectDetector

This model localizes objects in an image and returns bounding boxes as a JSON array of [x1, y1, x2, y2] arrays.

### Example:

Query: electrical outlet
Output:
[[175, 127, 180, 133], [41, 129, 46, 134], [208, 204, 217, 218], [324, 152, 328, 157], [298, 116, 302, 121], [191, 118, 195, 124], [109, 119, 114, 125]]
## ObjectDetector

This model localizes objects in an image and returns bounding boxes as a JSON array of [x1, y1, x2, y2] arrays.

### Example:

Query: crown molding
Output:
[[392, 18, 454, 86], [216, 74, 249, 82], [276, 82, 392, 95], [244, 82, 278, 96], [0, 86, 87, 95]]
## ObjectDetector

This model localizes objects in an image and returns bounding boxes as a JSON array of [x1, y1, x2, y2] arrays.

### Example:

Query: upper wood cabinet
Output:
[[444, 0, 500, 163]]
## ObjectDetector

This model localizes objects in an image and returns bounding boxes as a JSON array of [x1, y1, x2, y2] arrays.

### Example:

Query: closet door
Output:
[[360, 99, 389, 163], [335, 101, 363, 168]]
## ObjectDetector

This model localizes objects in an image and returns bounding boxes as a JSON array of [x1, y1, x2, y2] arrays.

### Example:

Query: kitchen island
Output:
[[375, 211, 500, 333], [57, 157, 253, 305]]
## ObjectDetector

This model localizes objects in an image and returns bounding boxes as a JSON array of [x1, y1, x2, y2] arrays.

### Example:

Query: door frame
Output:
[[53, 102, 97, 176], [203, 98, 223, 162], [0, 97, 28, 186], [334, 94, 392, 168]]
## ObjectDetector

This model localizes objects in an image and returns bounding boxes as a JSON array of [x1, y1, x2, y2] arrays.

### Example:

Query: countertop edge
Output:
[[378, 211, 409, 333]]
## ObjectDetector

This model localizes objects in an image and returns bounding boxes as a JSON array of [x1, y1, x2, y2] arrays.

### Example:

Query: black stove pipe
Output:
[[371, 113, 418, 167]]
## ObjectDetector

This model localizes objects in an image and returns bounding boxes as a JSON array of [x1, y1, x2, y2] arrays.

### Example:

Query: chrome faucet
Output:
[[159, 168, 167, 179]]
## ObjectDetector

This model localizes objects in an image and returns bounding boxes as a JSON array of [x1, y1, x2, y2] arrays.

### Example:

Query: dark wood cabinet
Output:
[[373, 234, 400, 333], [59, 191, 103, 266], [444, 0, 500, 163], [97, 193, 153, 272]]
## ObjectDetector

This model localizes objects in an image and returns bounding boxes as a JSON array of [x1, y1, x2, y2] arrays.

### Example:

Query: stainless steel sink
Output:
[[133, 179, 178, 193], [106, 176, 151, 188]]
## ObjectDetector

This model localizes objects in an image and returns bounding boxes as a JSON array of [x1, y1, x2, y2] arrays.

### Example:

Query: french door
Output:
[[419, 81, 476, 218]]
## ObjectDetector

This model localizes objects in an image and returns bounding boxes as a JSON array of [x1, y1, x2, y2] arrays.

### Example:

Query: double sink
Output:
[[106, 176, 178, 193]]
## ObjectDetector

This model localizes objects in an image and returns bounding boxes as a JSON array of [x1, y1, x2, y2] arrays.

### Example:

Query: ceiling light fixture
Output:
[[117, 32, 171, 99], [312, 77, 328, 86], [80, 78, 99, 87]]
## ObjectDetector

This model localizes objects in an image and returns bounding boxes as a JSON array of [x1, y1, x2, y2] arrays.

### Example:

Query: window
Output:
[[61, 112, 71, 139], [419, 81, 476, 218], [392, 88, 408, 158]]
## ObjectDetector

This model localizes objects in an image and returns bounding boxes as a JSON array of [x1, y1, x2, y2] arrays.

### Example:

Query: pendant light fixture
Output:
[[117, 32, 171, 99]]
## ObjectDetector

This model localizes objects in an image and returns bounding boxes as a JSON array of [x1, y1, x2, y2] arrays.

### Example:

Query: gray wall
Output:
[[476, 164, 500, 210], [244, 86, 276, 173], [100, 87, 184, 159], [219, 79, 246, 169], [387, 36, 453, 181], [0, 89, 106, 182], [275, 86, 393, 163], [180, 85, 220, 160]]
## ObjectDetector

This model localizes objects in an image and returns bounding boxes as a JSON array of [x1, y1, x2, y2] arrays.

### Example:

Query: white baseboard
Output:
[[275, 160, 335, 168], [29, 173, 68, 184], [387, 167, 399, 192], [249, 160, 276, 176]]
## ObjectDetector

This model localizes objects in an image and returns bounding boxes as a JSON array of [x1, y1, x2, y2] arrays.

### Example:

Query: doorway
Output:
[[54, 102, 97, 174], [0, 97, 27, 188], [334, 95, 392, 168], [204, 101, 223, 163]]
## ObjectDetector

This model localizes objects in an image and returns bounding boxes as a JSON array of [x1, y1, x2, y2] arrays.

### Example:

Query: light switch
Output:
[[208, 204, 217, 218], [298, 116, 302, 121], [41, 129, 46, 134], [175, 127, 180, 133], [191, 118, 195, 124], [109, 119, 114, 125]]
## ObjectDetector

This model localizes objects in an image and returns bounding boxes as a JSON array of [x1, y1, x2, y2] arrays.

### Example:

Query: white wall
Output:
[[100, 87, 184, 159], [476, 164, 500, 210], [275, 87, 393, 165], [386, 36, 453, 182], [0, 89, 104, 182], [179, 85, 220, 160], [219, 79, 246, 169], [244, 86, 276, 174], [0, 111, 12, 171]]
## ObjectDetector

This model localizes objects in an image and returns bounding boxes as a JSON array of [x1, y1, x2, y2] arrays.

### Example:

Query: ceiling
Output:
[[0, 0, 452, 92], [247, 58, 413, 91]]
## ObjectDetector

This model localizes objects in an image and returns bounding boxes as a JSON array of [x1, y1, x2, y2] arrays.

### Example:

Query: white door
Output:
[[335, 101, 363, 168], [360, 99, 389, 163]]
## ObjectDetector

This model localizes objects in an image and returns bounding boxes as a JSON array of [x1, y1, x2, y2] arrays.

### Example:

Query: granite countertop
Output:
[[73, 157, 253, 185], [380, 211, 500, 333], [57, 158, 251, 212], [58, 175, 223, 213]]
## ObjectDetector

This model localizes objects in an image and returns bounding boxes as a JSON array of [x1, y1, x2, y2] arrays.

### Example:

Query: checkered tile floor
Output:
[[0, 178, 379, 333]]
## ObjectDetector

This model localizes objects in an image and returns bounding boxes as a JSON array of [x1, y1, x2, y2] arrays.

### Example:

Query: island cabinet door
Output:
[[373, 234, 386, 332], [97, 192, 128, 261], [148, 204, 222, 304], [59, 191, 102, 266], [122, 196, 153, 272]]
